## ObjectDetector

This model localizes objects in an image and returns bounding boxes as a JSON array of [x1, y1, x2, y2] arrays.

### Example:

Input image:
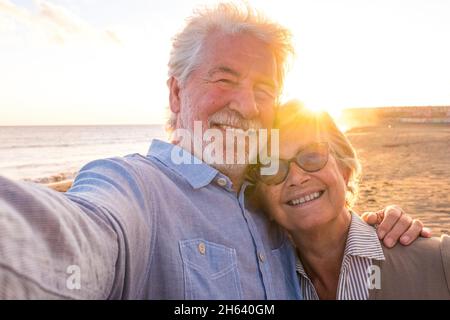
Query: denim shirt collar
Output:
[[147, 139, 225, 190]]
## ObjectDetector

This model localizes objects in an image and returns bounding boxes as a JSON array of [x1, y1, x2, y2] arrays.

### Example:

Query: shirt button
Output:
[[198, 242, 206, 255], [258, 252, 265, 263], [216, 177, 227, 187]]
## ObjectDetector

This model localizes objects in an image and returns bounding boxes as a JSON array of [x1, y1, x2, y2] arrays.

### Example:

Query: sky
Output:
[[0, 0, 449, 125]]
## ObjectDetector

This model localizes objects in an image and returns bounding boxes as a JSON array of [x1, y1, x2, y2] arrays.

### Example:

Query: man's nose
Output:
[[285, 162, 311, 187], [228, 88, 260, 120]]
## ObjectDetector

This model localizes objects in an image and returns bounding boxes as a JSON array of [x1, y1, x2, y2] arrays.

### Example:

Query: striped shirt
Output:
[[296, 212, 385, 300]]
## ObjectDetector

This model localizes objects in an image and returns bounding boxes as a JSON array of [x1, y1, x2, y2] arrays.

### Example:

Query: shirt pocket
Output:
[[179, 239, 243, 300]]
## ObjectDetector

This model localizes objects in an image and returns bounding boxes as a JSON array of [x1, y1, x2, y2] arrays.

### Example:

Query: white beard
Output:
[[174, 92, 263, 179]]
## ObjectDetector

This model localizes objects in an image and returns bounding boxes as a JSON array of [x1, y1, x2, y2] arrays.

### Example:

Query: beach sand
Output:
[[46, 123, 450, 235], [348, 124, 450, 235]]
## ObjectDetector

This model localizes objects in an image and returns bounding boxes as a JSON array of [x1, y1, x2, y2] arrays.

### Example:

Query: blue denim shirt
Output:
[[0, 139, 301, 299]]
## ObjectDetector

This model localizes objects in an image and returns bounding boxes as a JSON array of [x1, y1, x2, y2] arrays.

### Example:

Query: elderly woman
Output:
[[248, 100, 450, 299]]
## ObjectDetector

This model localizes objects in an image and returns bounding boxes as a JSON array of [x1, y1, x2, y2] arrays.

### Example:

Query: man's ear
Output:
[[168, 77, 181, 114]]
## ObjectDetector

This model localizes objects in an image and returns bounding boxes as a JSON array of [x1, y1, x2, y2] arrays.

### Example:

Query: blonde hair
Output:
[[275, 100, 362, 208], [166, 2, 295, 132]]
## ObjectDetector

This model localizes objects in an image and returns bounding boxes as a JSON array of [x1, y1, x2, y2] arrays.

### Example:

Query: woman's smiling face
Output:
[[259, 128, 349, 233]]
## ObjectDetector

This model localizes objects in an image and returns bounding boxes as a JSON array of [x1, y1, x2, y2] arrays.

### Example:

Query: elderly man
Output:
[[0, 3, 427, 299]]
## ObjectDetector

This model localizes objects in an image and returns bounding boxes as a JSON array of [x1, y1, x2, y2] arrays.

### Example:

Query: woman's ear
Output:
[[339, 165, 351, 187], [168, 77, 181, 114]]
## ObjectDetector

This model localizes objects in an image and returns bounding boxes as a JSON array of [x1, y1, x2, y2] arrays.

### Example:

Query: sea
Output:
[[0, 125, 166, 182]]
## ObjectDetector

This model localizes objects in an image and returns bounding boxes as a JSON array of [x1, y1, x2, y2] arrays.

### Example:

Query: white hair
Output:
[[166, 2, 295, 132]]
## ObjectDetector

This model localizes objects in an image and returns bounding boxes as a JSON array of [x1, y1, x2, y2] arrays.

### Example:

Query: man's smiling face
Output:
[[169, 31, 279, 174]]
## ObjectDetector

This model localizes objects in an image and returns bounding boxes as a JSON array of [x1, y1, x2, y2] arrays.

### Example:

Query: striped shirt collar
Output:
[[344, 211, 386, 260], [296, 212, 385, 299], [296, 212, 385, 269]]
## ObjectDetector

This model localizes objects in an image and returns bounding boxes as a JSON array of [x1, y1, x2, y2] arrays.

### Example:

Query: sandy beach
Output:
[[44, 123, 450, 235], [348, 124, 450, 235]]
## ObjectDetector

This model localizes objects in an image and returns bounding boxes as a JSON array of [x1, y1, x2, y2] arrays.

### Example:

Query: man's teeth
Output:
[[215, 124, 257, 134], [218, 124, 238, 130], [289, 191, 323, 206]]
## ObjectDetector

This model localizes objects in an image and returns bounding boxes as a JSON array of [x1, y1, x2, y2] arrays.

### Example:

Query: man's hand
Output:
[[361, 205, 432, 248]]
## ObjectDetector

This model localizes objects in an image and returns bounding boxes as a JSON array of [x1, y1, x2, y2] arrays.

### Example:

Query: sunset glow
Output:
[[1, 0, 449, 125]]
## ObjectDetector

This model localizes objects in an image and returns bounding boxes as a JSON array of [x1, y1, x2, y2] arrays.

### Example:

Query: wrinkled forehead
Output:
[[201, 31, 279, 87]]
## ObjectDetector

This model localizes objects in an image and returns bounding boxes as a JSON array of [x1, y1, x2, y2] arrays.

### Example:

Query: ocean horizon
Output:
[[0, 124, 166, 182], [2, 106, 449, 183]]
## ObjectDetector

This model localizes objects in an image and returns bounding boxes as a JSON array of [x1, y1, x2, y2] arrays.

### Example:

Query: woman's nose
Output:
[[285, 162, 311, 187]]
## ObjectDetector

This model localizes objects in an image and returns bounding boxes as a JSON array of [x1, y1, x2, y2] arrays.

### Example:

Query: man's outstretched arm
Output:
[[0, 157, 152, 299]]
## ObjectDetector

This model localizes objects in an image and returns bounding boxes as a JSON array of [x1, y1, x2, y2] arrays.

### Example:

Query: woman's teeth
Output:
[[288, 191, 324, 206]]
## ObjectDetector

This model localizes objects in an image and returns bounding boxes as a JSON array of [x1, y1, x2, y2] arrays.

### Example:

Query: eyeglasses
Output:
[[249, 142, 329, 185]]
